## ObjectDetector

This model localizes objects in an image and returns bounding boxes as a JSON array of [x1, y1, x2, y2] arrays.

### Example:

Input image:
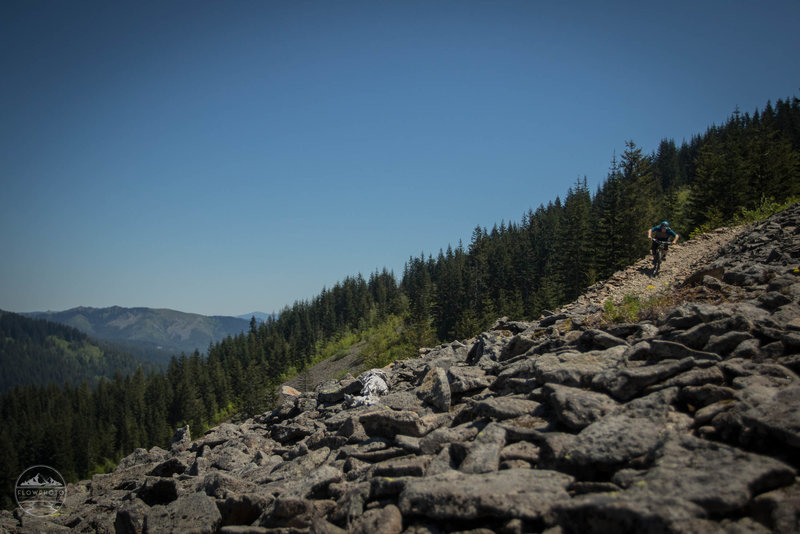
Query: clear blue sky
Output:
[[1, 0, 798, 317]]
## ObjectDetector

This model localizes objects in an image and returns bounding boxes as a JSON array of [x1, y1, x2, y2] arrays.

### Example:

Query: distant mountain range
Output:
[[235, 312, 275, 323], [0, 310, 146, 393], [24, 306, 250, 364]]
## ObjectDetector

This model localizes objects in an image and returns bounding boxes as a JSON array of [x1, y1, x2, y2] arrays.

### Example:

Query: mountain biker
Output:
[[648, 221, 679, 260]]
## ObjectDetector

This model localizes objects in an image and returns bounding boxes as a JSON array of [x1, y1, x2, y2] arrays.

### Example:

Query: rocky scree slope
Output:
[[4, 205, 800, 534]]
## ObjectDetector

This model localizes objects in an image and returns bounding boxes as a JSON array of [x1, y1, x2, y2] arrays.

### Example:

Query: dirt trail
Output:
[[559, 224, 748, 313]]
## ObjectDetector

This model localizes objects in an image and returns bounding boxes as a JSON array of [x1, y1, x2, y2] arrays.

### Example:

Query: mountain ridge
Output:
[[24, 306, 250, 364]]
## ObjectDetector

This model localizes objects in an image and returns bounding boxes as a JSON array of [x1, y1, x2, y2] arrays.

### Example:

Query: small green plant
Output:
[[602, 294, 642, 323], [602, 293, 675, 324]]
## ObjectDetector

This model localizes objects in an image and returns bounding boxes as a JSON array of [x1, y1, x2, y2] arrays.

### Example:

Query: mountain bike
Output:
[[651, 239, 671, 276]]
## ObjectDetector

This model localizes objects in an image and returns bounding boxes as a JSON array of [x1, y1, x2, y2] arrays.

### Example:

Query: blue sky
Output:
[[1, 0, 798, 317]]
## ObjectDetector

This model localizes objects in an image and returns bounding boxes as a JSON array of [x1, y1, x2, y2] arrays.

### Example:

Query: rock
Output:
[[578, 329, 629, 350], [348, 504, 403, 534], [360, 409, 430, 438], [534, 346, 628, 389], [551, 492, 707, 534], [317, 376, 362, 403], [147, 458, 188, 477], [281, 385, 302, 396], [750, 481, 800, 534], [544, 383, 618, 431], [636, 434, 796, 515], [594, 357, 695, 401], [398, 469, 573, 521], [217, 493, 272, 527], [447, 366, 494, 394], [143, 493, 222, 534], [559, 415, 666, 477], [468, 396, 543, 421], [459, 423, 507, 473], [136, 477, 179, 506], [649, 340, 721, 362], [417, 367, 451, 412], [741, 385, 800, 450], [169, 424, 191, 453]]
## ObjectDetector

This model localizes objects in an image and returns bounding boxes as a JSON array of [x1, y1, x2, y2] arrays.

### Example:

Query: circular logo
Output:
[[15, 465, 67, 517]]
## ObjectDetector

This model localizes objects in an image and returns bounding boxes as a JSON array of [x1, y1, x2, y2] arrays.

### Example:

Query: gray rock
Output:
[[750, 481, 800, 534], [551, 491, 707, 534], [136, 477, 179, 507], [594, 357, 695, 401], [741, 385, 800, 449], [649, 340, 721, 362], [459, 423, 507, 473], [534, 345, 628, 388], [420, 421, 484, 455], [447, 366, 494, 394], [169, 424, 191, 453], [372, 455, 431, 478], [143, 493, 222, 534], [560, 415, 667, 476], [398, 469, 573, 521], [349, 504, 403, 534], [416, 367, 451, 412], [468, 396, 543, 421], [360, 409, 429, 438], [544, 383, 618, 431], [317, 376, 362, 403], [637, 434, 796, 515], [578, 329, 629, 350]]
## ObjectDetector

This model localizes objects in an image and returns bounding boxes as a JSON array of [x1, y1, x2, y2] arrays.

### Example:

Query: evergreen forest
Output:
[[2, 96, 799, 509]]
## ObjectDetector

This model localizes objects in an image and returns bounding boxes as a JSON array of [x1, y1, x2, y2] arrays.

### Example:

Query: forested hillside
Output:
[[1, 96, 798, 509], [27, 306, 250, 365], [0, 311, 144, 393]]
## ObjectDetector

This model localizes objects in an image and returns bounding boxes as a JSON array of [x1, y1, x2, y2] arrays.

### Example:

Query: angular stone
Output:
[[500, 441, 540, 464], [349, 504, 403, 534], [420, 421, 484, 455], [169, 424, 191, 453], [704, 331, 755, 356], [317, 376, 362, 403], [649, 340, 721, 362], [217, 493, 272, 527], [741, 385, 800, 449], [499, 333, 537, 361], [578, 329, 629, 350], [560, 416, 666, 476], [469, 396, 543, 420], [534, 346, 628, 388], [447, 366, 494, 394], [544, 383, 618, 431], [372, 455, 431, 478], [360, 409, 429, 438], [398, 469, 573, 521], [595, 357, 695, 401], [136, 477, 178, 506], [417, 367, 451, 412], [552, 492, 707, 534], [143, 493, 222, 534], [638, 434, 796, 515], [459, 423, 507, 474]]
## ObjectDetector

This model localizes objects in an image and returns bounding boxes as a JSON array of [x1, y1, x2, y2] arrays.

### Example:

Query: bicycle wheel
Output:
[[653, 252, 661, 276]]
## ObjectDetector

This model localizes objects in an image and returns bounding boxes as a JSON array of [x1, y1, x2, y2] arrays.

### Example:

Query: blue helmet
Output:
[[661, 221, 670, 227]]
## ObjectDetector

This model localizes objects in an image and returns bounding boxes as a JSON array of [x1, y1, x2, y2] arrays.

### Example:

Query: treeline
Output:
[[1, 95, 798, 509], [405, 97, 800, 340], [0, 311, 145, 393]]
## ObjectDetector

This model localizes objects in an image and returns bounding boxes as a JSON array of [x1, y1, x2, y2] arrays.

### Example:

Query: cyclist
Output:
[[648, 221, 679, 260]]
